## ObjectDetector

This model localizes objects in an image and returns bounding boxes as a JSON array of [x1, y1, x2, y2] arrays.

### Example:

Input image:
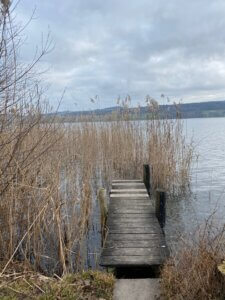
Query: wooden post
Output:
[[143, 164, 151, 195], [155, 189, 166, 229], [98, 188, 108, 246]]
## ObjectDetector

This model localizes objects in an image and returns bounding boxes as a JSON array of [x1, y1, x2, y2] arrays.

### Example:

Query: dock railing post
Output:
[[143, 164, 151, 195], [155, 189, 166, 229]]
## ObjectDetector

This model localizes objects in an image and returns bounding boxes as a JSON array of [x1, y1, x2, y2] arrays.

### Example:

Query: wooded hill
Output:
[[53, 100, 225, 120]]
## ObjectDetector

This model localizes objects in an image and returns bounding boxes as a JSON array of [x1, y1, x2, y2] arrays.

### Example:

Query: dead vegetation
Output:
[[161, 221, 225, 299], [0, 264, 115, 299]]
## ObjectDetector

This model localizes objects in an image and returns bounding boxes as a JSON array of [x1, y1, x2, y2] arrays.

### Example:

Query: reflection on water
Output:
[[85, 118, 225, 267]]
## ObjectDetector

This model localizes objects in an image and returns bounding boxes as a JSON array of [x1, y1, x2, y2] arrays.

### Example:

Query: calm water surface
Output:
[[86, 118, 225, 267], [165, 117, 225, 248]]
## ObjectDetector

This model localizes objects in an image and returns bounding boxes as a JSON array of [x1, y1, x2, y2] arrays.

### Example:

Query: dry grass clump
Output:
[[161, 223, 225, 299], [0, 264, 115, 299]]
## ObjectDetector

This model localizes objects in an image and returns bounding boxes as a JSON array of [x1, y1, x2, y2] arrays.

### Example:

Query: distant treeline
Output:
[[47, 100, 225, 121], [157, 100, 225, 119]]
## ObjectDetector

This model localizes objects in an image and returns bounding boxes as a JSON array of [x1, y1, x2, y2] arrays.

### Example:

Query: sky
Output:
[[15, 0, 225, 111]]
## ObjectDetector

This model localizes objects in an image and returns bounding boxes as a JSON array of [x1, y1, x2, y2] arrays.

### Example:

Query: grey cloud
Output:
[[16, 0, 225, 110]]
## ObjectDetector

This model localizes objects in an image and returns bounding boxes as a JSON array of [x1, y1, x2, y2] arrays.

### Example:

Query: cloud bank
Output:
[[17, 0, 225, 110]]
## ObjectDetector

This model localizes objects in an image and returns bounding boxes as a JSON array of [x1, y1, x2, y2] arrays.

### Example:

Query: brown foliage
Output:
[[161, 223, 225, 299]]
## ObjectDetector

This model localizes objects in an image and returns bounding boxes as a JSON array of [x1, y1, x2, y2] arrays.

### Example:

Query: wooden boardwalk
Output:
[[100, 179, 168, 267]]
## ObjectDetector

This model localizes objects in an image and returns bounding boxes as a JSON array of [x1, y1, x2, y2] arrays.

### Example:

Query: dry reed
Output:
[[0, 91, 193, 276], [161, 221, 225, 299]]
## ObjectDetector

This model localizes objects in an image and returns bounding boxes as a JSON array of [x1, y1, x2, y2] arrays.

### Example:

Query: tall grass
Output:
[[0, 103, 193, 275], [0, 1, 193, 275], [161, 221, 225, 299], [65, 107, 193, 192]]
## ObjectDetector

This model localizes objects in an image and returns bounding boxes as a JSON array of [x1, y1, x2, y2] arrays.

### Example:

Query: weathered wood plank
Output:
[[109, 208, 155, 214], [109, 203, 152, 208], [110, 197, 150, 200], [110, 202, 152, 206], [110, 197, 150, 201], [110, 196, 150, 201], [107, 213, 154, 219], [108, 221, 160, 227], [112, 183, 145, 189], [102, 247, 167, 257], [105, 240, 167, 248], [107, 233, 165, 241], [111, 194, 149, 198], [109, 202, 152, 207], [107, 222, 157, 227], [112, 180, 142, 183], [107, 218, 157, 224], [107, 218, 160, 224], [109, 227, 162, 234], [110, 199, 151, 204], [111, 186, 146, 190], [100, 255, 164, 266], [109, 210, 155, 215], [111, 189, 147, 193], [108, 210, 153, 215], [109, 205, 153, 210], [110, 194, 149, 198], [107, 220, 159, 226], [109, 201, 151, 206], [112, 182, 144, 185]]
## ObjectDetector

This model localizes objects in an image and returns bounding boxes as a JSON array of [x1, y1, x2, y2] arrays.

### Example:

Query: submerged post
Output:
[[155, 189, 166, 229], [143, 164, 151, 195]]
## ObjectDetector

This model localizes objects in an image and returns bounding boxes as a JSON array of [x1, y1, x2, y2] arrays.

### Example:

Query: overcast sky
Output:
[[16, 0, 225, 111]]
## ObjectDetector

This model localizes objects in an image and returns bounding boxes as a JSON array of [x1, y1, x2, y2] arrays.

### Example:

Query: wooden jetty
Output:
[[100, 173, 168, 268]]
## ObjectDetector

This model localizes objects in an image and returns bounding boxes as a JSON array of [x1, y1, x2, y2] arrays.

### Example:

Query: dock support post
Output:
[[98, 188, 108, 246], [143, 164, 151, 195], [155, 189, 166, 229]]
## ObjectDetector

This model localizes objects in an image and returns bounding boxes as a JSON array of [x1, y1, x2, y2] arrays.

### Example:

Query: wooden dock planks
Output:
[[99, 180, 168, 267]]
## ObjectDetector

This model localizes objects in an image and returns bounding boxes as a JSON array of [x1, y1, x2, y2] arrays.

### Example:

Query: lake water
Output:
[[165, 117, 225, 248], [85, 117, 225, 267]]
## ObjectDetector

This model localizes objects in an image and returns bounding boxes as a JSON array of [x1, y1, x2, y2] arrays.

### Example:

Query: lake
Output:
[[165, 117, 225, 248]]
